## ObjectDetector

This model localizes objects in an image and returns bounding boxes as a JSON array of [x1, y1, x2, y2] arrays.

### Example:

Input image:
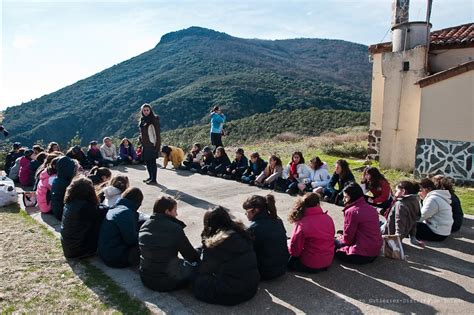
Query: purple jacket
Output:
[[119, 144, 138, 161], [19, 157, 32, 186], [338, 197, 382, 257]]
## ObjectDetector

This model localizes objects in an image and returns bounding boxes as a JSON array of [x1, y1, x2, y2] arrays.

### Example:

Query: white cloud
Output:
[[12, 34, 37, 50]]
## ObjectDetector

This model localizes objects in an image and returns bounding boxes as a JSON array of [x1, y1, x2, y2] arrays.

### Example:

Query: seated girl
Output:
[[361, 167, 393, 215], [383, 181, 423, 246], [193, 206, 260, 306], [206, 146, 231, 176], [119, 138, 139, 164], [19, 149, 35, 186], [61, 177, 108, 258], [315, 159, 355, 205], [183, 143, 203, 170], [47, 142, 61, 153], [297, 157, 330, 194], [87, 141, 106, 167], [161, 145, 185, 169], [51, 156, 78, 220], [335, 183, 382, 264], [35, 154, 62, 213], [100, 175, 130, 207], [198, 146, 215, 174], [287, 193, 335, 273], [243, 195, 289, 280], [223, 148, 248, 180], [431, 175, 463, 233], [241, 152, 267, 184], [277, 152, 310, 195], [254, 155, 283, 189], [416, 178, 453, 242], [30, 152, 47, 187], [66, 145, 88, 169], [98, 187, 144, 268], [87, 166, 112, 186], [139, 196, 200, 292]]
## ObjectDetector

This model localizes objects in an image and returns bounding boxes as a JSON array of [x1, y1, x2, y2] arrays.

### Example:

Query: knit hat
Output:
[[90, 140, 98, 146], [203, 146, 212, 153], [13, 142, 21, 149]]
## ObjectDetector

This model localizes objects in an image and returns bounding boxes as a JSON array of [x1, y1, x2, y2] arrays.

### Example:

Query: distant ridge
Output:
[[3, 26, 371, 145]]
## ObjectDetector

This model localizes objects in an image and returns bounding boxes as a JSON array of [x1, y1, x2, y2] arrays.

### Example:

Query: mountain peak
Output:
[[158, 26, 232, 45]]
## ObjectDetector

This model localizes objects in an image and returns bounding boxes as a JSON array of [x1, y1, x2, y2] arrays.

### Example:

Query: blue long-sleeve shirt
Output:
[[210, 113, 226, 134]]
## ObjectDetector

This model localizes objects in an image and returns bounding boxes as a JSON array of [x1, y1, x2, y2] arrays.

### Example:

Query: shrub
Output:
[[276, 132, 299, 142], [321, 141, 367, 159]]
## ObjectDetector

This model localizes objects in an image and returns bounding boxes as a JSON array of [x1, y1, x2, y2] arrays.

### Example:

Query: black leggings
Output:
[[335, 251, 378, 265], [415, 222, 448, 241], [287, 256, 328, 273], [145, 159, 157, 182]]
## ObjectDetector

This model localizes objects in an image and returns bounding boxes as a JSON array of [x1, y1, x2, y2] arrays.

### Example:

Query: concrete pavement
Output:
[[24, 161, 474, 314]]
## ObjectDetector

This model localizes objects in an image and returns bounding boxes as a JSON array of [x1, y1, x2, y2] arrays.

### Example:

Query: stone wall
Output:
[[367, 129, 381, 161], [414, 138, 473, 184]]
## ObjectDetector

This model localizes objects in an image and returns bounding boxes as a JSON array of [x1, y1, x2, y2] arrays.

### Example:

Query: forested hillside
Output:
[[3, 27, 371, 145]]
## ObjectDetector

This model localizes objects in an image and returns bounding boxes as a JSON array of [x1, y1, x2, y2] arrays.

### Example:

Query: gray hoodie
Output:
[[420, 190, 453, 236]]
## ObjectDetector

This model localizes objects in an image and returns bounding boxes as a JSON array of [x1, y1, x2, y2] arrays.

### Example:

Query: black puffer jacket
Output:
[[248, 212, 289, 280], [139, 214, 200, 291], [451, 193, 464, 232], [194, 230, 260, 306], [51, 157, 76, 220], [61, 200, 108, 258]]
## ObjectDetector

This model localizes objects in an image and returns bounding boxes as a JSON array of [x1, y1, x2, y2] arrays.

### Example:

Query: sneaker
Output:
[[189, 168, 198, 172], [146, 180, 157, 185], [142, 178, 151, 183]]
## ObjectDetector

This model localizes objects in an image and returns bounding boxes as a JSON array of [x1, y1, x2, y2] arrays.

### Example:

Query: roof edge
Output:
[[416, 60, 474, 88]]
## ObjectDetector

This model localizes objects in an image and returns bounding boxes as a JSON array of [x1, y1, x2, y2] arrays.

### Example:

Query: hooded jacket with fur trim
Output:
[[194, 229, 260, 306]]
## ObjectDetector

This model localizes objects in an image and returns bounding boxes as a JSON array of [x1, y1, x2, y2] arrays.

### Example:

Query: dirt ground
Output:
[[0, 205, 145, 313]]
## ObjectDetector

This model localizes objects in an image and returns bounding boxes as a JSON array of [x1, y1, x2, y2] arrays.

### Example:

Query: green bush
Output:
[[320, 141, 367, 159]]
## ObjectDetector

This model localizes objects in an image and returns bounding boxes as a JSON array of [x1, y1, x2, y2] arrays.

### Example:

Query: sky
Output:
[[1, 0, 473, 110]]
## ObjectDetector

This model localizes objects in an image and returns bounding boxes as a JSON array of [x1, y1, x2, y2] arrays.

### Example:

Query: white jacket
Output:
[[420, 190, 453, 236], [306, 165, 331, 188], [102, 186, 122, 207], [282, 163, 311, 184], [100, 144, 117, 161]]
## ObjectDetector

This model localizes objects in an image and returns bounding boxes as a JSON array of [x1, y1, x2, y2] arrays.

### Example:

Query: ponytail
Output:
[[265, 194, 278, 219]]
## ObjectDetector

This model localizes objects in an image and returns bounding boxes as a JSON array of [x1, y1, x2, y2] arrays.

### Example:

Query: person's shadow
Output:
[[156, 183, 218, 210]]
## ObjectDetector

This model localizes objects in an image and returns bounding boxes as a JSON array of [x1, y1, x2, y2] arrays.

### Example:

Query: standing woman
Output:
[[139, 103, 161, 185], [209, 106, 225, 152]]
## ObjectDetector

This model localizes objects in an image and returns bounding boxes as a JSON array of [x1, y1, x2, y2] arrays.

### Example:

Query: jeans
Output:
[[145, 160, 157, 182], [415, 222, 448, 241]]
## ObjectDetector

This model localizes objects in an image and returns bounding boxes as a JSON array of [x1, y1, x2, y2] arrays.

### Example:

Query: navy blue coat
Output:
[[248, 212, 289, 280], [98, 198, 139, 268], [51, 157, 76, 220]]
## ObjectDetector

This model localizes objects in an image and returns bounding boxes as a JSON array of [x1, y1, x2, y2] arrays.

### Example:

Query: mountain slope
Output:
[[3, 27, 371, 145], [162, 108, 370, 149]]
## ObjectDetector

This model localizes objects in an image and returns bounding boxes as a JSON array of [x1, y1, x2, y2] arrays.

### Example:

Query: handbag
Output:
[[382, 235, 405, 260]]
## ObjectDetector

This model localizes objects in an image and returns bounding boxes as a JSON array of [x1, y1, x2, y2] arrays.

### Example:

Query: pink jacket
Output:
[[338, 197, 383, 257], [19, 157, 31, 186], [36, 170, 53, 213], [288, 205, 335, 269]]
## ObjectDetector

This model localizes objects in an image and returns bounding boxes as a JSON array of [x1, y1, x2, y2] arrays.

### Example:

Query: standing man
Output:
[[210, 106, 225, 152]]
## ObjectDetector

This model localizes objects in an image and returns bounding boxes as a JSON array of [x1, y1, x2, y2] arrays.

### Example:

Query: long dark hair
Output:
[[201, 206, 251, 241], [419, 178, 436, 191], [336, 159, 352, 180], [342, 182, 364, 204], [365, 167, 387, 190], [269, 155, 282, 168], [310, 157, 324, 169], [291, 151, 305, 165], [87, 166, 112, 185], [139, 103, 157, 126], [153, 196, 178, 214], [243, 194, 278, 219], [430, 174, 455, 194], [288, 192, 320, 223], [64, 177, 99, 205]]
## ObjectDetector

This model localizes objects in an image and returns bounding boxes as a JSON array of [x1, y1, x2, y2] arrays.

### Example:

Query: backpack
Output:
[[0, 176, 19, 207]]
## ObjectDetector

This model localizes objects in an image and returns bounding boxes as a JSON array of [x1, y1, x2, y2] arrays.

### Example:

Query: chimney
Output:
[[392, 0, 410, 27]]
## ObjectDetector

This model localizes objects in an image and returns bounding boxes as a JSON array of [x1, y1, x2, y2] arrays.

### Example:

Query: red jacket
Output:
[[288, 205, 335, 269], [370, 179, 392, 204], [19, 156, 31, 186], [338, 197, 382, 257]]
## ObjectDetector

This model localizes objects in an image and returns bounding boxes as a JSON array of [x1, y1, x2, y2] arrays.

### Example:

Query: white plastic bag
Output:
[[382, 235, 405, 260], [0, 176, 19, 207]]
